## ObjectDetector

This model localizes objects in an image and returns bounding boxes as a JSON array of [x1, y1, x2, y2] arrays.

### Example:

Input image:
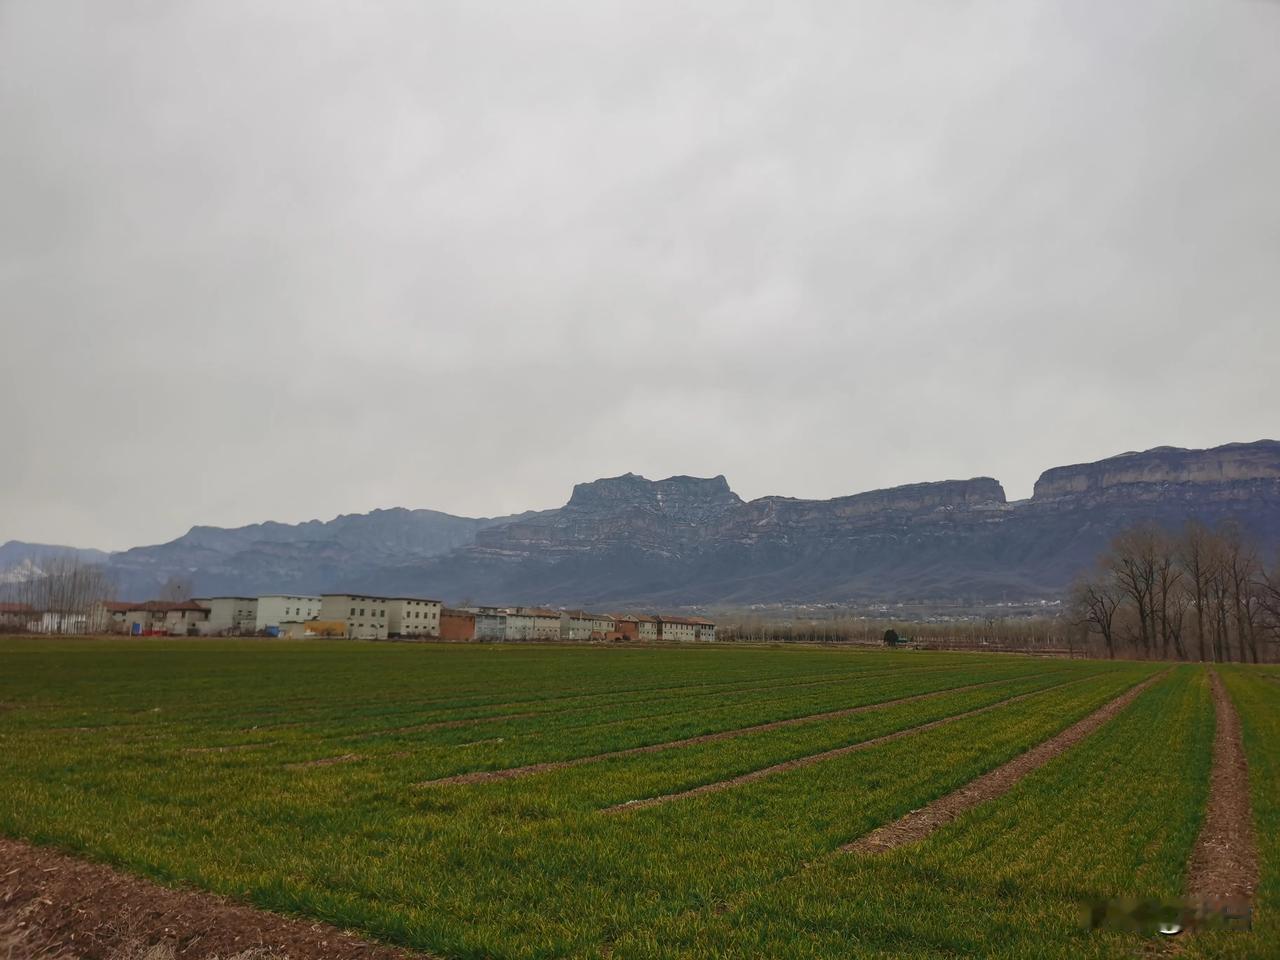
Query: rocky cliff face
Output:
[[565, 473, 742, 516], [13, 440, 1278, 605], [472, 474, 743, 561], [731, 478, 1006, 538], [985, 440, 1280, 602], [475, 476, 1007, 558], [431, 442, 1280, 604], [1032, 441, 1280, 501]]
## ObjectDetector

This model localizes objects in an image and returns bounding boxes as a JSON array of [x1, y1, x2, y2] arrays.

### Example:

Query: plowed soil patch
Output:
[[417, 675, 1048, 788], [0, 837, 433, 960], [1184, 670, 1258, 910], [841, 670, 1166, 853], [605, 678, 1084, 812]]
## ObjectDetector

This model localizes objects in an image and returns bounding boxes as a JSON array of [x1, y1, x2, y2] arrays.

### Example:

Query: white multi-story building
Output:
[[319, 594, 390, 640], [635, 614, 659, 642], [656, 616, 697, 643], [121, 601, 211, 636], [256, 595, 322, 632], [194, 597, 259, 635], [505, 608, 562, 641], [467, 606, 508, 641], [387, 597, 442, 639], [560, 610, 615, 640]]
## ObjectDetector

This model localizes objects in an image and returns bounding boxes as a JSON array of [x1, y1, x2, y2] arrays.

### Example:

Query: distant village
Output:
[[0, 593, 716, 643]]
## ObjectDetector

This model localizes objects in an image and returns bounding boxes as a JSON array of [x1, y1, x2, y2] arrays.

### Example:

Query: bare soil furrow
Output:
[[1184, 669, 1258, 910], [0, 837, 434, 960], [415, 674, 1054, 788], [840, 670, 1168, 853], [603, 676, 1090, 812]]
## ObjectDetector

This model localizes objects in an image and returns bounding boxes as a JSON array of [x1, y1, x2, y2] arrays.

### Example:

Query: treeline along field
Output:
[[0, 639, 1275, 959]]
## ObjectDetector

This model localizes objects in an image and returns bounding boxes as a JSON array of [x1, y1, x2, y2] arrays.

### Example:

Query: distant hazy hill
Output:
[[93, 507, 552, 600], [7, 441, 1280, 605], [0, 541, 110, 573]]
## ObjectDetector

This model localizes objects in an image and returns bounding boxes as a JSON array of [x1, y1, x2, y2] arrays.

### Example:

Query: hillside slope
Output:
[[7, 441, 1278, 605]]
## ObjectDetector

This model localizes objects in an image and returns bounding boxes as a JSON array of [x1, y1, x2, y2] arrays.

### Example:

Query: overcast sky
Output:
[[2, 1, 1278, 551]]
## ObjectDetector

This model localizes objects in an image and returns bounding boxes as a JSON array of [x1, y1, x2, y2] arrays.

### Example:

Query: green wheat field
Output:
[[2, 639, 1277, 959]]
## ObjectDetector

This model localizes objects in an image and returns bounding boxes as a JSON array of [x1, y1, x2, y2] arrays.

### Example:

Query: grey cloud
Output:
[[2, 0, 1278, 549]]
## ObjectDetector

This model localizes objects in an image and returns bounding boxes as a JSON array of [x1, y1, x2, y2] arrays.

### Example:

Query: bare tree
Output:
[[1179, 521, 1213, 662], [1071, 575, 1121, 660], [1152, 529, 1184, 659], [1217, 523, 1260, 664], [1108, 524, 1161, 658], [1258, 554, 1280, 655]]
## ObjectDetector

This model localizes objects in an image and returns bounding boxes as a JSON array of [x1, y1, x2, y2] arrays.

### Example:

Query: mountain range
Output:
[[4, 440, 1280, 607]]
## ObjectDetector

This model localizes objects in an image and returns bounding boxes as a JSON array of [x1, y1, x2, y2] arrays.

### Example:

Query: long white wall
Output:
[[256, 595, 322, 631]]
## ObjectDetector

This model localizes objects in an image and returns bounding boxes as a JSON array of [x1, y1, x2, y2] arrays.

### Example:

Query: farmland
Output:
[[0, 639, 1274, 959]]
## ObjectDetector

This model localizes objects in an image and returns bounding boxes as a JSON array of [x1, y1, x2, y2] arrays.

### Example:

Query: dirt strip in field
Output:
[[0, 837, 435, 960], [603, 675, 1093, 812], [415, 673, 1059, 788], [1183, 669, 1258, 911], [840, 670, 1168, 854]]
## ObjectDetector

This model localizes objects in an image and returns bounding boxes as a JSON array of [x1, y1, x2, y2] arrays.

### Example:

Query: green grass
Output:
[[1, 639, 1272, 959], [631, 664, 1214, 959]]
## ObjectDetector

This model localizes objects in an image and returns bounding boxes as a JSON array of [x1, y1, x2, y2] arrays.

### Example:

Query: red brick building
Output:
[[609, 614, 639, 641], [439, 608, 476, 642]]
